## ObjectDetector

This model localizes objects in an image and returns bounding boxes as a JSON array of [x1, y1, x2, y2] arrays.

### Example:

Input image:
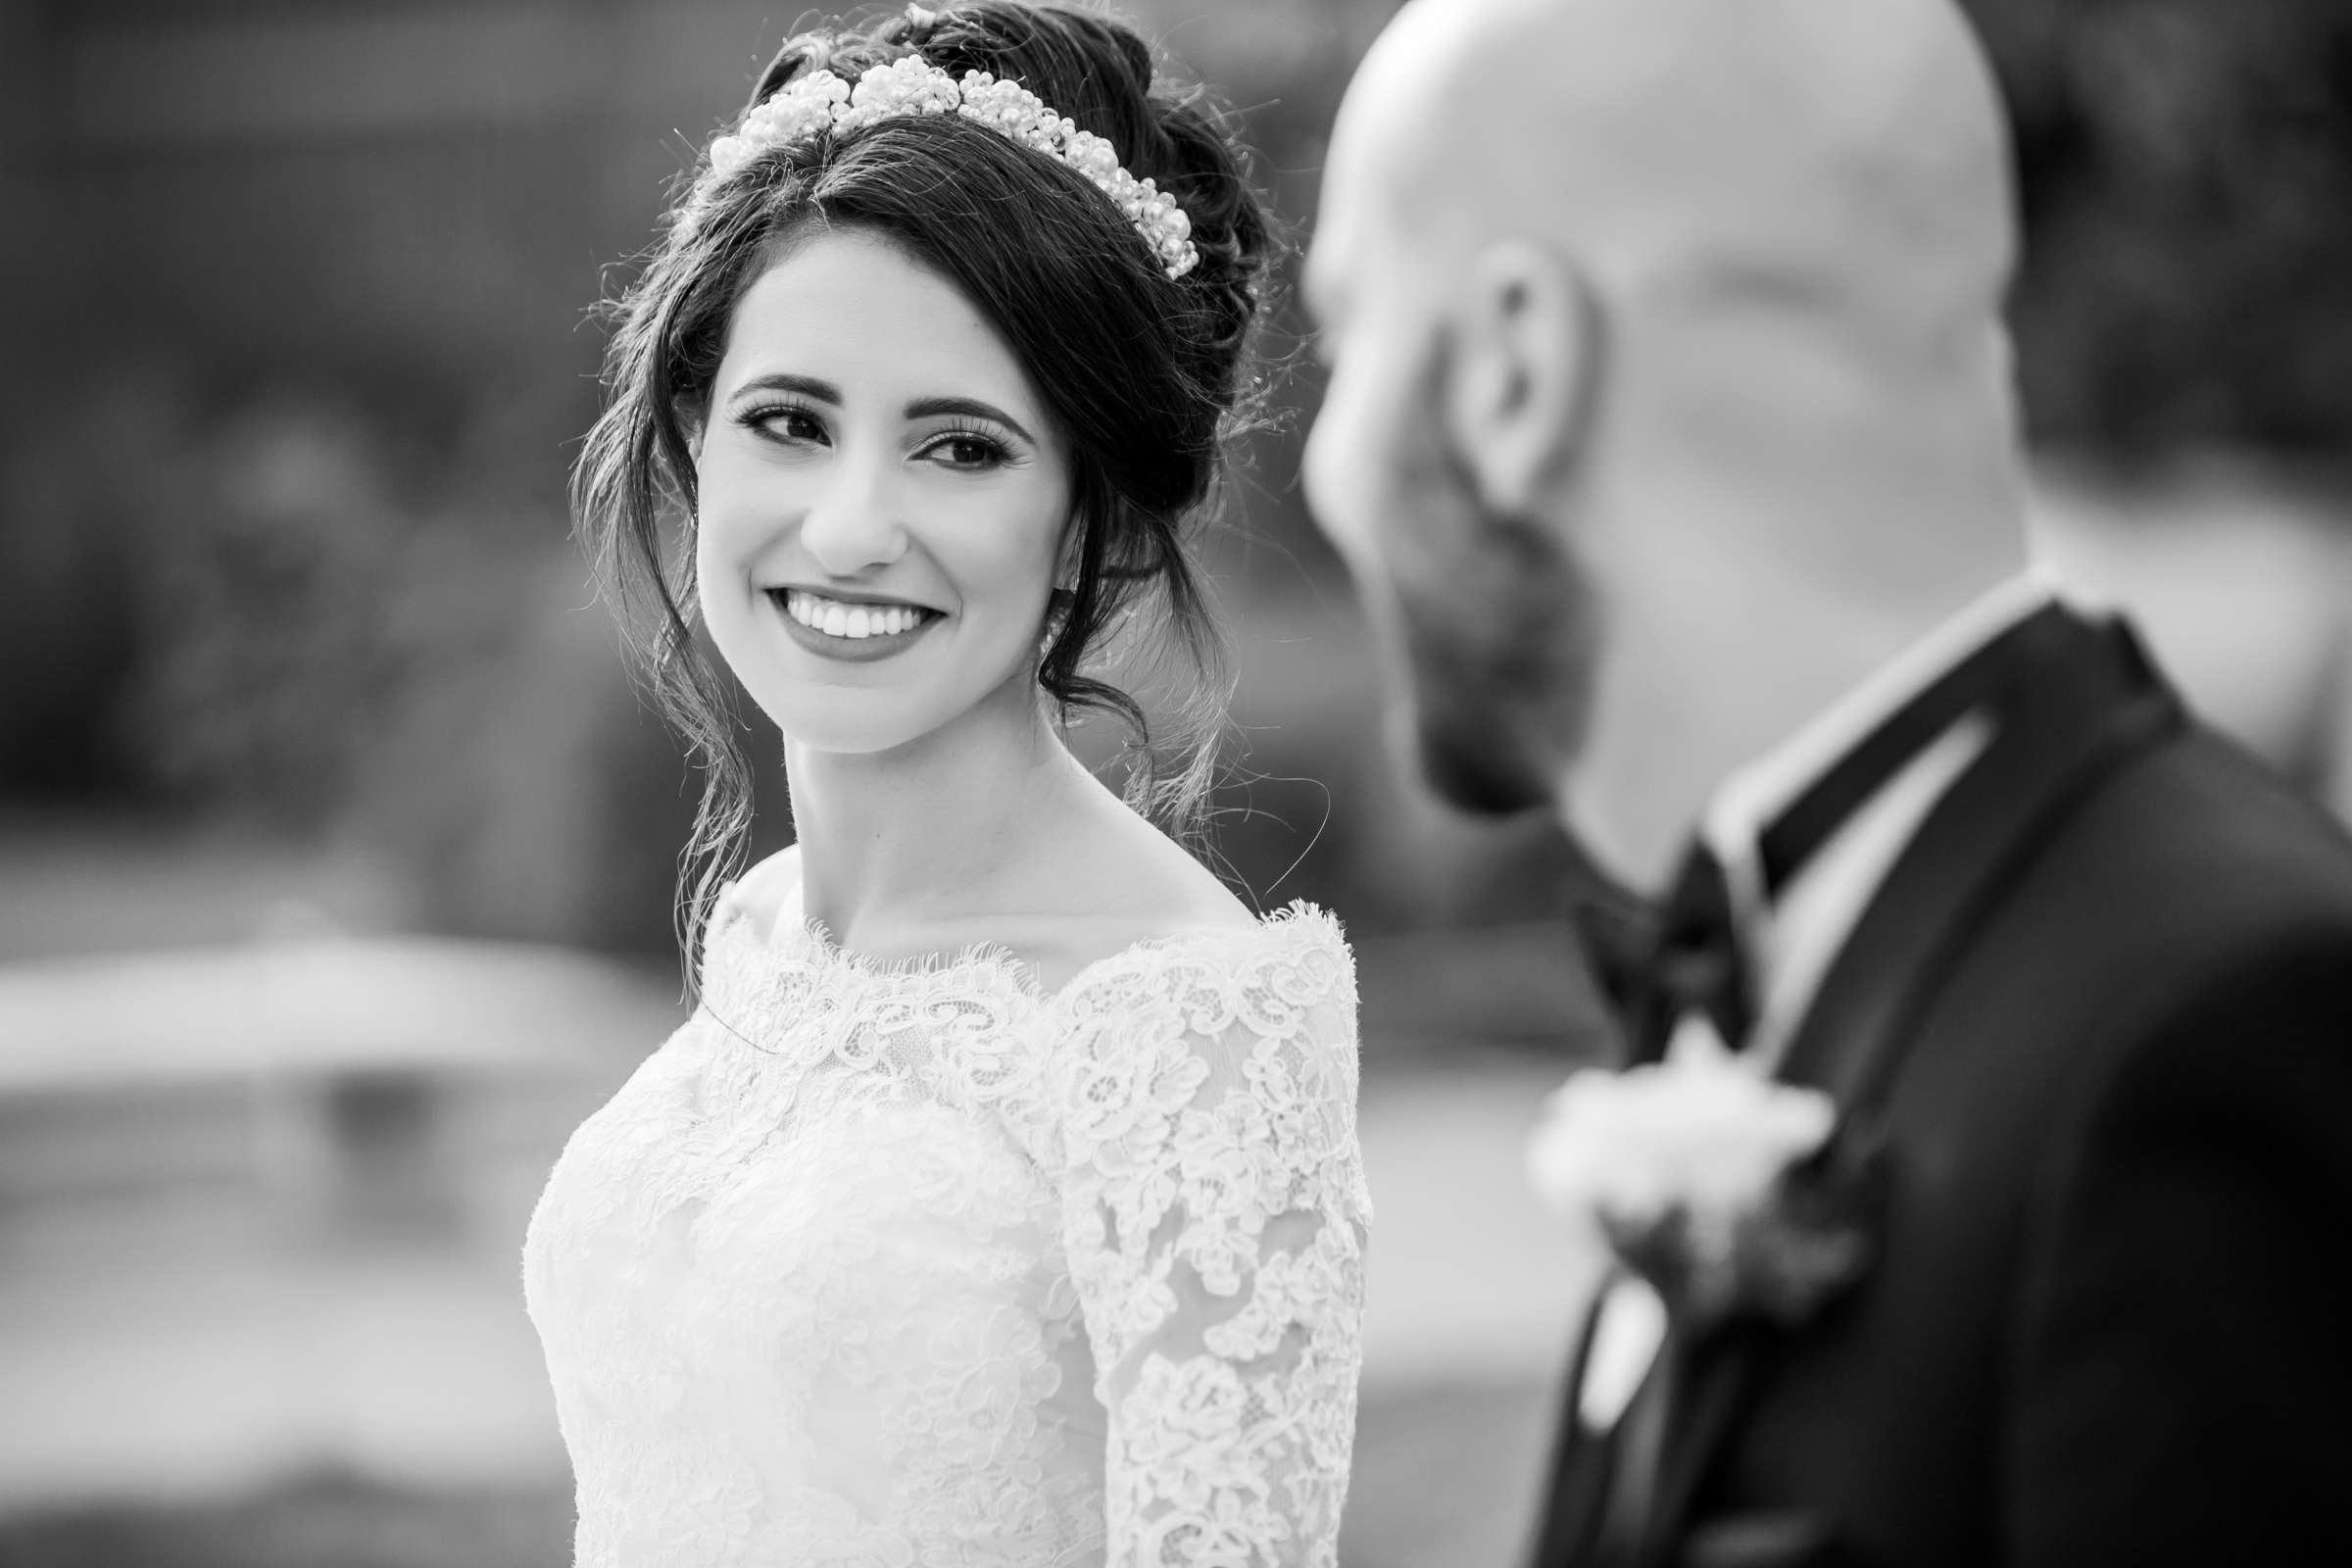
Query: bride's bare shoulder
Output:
[[719, 843, 804, 944], [1006, 819, 1266, 991]]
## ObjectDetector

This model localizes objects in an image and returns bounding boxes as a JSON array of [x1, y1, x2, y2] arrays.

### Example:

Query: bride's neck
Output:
[[784, 678, 1087, 944]]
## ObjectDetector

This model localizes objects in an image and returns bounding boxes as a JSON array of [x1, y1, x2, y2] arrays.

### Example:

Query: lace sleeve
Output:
[[1045, 911, 1370, 1568]]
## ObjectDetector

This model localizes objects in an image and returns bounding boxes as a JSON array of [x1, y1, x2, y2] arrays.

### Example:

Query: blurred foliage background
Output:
[[5, 0, 2349, 955], [1, 1, 2348, 1565]]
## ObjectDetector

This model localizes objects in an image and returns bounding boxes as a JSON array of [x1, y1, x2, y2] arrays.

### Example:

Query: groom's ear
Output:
[[1440, 241, 1593, 516]]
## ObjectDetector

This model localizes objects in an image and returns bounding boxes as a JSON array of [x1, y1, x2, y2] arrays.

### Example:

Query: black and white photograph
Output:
[[2, 2, 2349, 1565]]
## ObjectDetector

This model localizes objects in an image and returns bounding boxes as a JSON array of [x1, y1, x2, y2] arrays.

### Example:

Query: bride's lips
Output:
[[765, 586, 945, 663]]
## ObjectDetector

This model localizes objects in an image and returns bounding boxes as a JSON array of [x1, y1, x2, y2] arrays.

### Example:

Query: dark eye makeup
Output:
[[733, 398, 830, 445], [727, 397, 1024, 473], [915, 422, 1018, 471]]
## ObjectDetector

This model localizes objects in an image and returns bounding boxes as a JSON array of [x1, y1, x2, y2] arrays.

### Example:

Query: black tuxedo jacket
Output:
[[1534, 609, 2352, 1568]]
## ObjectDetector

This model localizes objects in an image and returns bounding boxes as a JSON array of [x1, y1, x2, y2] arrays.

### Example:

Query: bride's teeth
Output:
[[783, 590, 926, 638]]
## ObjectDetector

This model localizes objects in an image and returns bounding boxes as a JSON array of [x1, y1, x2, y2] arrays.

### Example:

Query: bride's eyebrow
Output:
[[904, 396, 1036, 445], [732, 372, 840, 405]]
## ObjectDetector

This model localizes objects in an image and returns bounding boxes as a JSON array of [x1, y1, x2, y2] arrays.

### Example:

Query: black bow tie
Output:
[[1577, 841, 1747, 1062], [1577, 600, 2079, 1063]]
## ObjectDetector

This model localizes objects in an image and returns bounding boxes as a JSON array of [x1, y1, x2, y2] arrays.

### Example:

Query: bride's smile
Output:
[[766, 585, 946, 666]]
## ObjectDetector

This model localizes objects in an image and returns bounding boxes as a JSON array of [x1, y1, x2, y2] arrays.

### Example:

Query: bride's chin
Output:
[[763, 659, 1052, 766], [769, 703, 925, 760]]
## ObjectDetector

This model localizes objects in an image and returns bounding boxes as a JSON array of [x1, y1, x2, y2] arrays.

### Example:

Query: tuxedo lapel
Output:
[[1625, 610, 2183, 1567], [1776, 612, 2178, 1103], [1533, 1273, 1635, 1567]]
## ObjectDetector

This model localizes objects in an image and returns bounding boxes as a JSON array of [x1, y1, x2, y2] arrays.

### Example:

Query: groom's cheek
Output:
[[1307, 334, 1426, 554], [1301, 389, 1372, 562], [1300, 427, 1367, 581]]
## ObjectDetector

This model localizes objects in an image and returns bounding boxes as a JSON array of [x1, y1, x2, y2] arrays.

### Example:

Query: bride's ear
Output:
[[1440, 241, 1595, 515]]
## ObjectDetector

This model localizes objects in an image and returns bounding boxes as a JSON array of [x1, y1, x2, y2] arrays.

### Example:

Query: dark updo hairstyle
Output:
[[573, 1, 1275, 952]]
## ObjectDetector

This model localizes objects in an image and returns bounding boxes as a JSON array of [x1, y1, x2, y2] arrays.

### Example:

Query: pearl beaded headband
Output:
[[706, 54, 1199, 280]]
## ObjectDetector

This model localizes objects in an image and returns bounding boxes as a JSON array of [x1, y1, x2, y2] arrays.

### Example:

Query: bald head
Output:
[[1304, 0, 2038, 887], [1315, 0, 2017, 349]]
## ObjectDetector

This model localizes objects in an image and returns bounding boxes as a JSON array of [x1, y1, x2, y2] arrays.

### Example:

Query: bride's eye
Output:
[[736, 401, 830, 447], [917, 427, 1013, 472]]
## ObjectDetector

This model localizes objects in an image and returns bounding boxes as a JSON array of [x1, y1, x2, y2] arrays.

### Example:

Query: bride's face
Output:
[[696, 228, 1073, 757]]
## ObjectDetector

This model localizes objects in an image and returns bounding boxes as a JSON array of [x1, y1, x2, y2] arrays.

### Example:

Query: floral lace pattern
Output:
[[523, 882, 1368, 1567]]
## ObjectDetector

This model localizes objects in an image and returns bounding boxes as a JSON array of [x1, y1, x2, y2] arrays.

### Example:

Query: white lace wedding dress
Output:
[[522, 867, 1370, 1568]]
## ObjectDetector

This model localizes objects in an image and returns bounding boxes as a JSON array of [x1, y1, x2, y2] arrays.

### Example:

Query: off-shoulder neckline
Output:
[[709, 879, 1344, 1008]]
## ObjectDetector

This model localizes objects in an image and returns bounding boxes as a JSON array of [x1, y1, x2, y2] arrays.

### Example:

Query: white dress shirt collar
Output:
[[1700, 569, 2063, 1067]]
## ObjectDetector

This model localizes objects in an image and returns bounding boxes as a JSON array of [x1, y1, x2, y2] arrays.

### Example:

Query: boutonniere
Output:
[[1527, 1017, 1881, 1332]]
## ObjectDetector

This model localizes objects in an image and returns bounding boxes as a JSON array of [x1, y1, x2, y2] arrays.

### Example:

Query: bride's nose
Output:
[[799, 455, 908, 575]]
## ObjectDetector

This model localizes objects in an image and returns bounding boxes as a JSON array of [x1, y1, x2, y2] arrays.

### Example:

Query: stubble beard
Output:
[[1386, 439, 1599, 820]]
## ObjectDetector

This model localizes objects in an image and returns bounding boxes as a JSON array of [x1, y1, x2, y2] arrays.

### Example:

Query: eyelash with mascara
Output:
[[919, 420, 1017, 468], [732, 402, 1014, 468], [732, 398, 824, 443]]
